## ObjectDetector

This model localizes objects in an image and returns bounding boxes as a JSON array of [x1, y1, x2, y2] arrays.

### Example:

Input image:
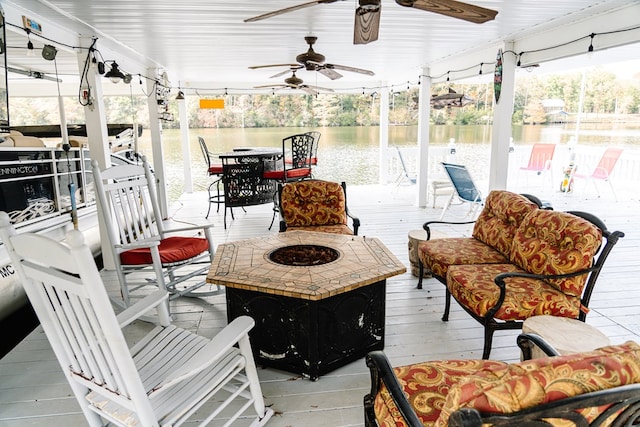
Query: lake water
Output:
[[133, 123, 640, 202]]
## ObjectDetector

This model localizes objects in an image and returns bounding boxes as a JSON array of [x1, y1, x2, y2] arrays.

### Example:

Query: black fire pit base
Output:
[[225, 280, 386, 381]]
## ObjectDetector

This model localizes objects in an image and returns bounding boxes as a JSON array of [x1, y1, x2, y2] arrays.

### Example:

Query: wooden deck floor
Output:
[[1, 182, 639, 426]]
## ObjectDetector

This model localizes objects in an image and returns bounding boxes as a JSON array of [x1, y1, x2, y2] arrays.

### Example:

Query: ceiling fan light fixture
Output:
[[358, 0, 381, 12], [105, 62, 126, 83]]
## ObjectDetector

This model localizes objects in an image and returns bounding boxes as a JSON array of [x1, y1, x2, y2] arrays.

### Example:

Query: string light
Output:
[[26, 29, 34, 57], [478, 63, 483, 75], [588, 33, 595, 52]]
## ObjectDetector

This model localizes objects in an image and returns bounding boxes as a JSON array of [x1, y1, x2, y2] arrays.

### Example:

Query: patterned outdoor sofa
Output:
[[416, 190, 624, 359], [278, 179, 360, 235], [364, 334, 640, 427]]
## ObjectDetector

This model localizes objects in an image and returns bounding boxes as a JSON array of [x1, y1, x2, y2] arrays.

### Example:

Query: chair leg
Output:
[[482, 324, 495, 359], [442, 288, 451, 321], [439, 193, 455, 221], [417, 261, 424, 289]]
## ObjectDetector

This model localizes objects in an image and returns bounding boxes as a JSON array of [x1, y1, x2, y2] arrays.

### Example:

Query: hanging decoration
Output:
[[494, 48, 503, 104], [430, 88, 474, 109]]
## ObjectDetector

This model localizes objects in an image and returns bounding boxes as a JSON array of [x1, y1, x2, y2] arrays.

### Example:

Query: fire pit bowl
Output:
[[269, 244, 340, 266]]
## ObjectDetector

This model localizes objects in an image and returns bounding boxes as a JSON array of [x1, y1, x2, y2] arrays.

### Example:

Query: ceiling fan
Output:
[[249, 36, 374, 80], [245, 0, 498, 44], [254, 70, 335, 95]]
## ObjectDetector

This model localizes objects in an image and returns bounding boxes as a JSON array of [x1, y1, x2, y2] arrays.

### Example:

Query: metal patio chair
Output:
[[519, 143, 556, 187], [198, 136, 225, 218], [0, 213, 273, 427], [439, 162, 483, 220], [91, 157, 222, 309], [573, 147, 623, 201]]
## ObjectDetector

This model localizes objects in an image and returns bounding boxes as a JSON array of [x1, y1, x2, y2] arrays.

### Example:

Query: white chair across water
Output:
[[0, 212, 273, 427]]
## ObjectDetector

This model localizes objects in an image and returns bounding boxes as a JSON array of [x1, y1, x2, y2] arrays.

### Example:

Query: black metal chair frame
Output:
[[198, 136, 225, 219], [418, 209, 624, 359], [221, 156, 276, 229], [305, 131, 321, 167], [364, 334, 640, 427]]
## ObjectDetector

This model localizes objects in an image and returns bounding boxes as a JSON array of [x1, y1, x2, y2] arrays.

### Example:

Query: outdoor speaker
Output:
[[41, 44, 57, 61]]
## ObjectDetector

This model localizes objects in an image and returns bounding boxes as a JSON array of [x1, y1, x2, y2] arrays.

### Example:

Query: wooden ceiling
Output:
[[3, 0, 639, 96]]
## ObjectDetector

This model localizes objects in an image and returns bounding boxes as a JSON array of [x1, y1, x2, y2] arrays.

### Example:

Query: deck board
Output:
[[1, 183, 639, 426]]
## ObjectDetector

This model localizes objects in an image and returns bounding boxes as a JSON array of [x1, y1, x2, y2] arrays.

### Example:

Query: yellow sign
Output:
[[199, 99, 225, 109]]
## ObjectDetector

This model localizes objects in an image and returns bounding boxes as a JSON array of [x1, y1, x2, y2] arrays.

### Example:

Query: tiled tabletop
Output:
[[207, 230, 406, 301]]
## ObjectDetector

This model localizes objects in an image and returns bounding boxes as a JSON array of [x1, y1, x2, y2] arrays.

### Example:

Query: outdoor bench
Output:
[[364, 334, 640, 427], [417, 190, 624, 359]]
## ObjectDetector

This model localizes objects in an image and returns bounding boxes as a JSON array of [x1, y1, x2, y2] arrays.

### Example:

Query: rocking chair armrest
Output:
[[155, 316, 255, 391], [159, 219, 215, 235], [364, 351, 424, 427], [116, 290, 170, 327], [114, 237, 161, 251]]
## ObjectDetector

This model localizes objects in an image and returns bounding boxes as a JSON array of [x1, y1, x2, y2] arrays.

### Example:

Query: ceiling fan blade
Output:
[[317, 67, 343, 80], [245, 0, 344, 22], [300, 86, 319, 95], [354, 3, 381, 45], [254, 84, 289, 89], [304, 84, 335, 93], [397, 0, 498, 24], [326, 63, 375, 76], [249, 64, 300, 70], [270, 68, 301, 78]]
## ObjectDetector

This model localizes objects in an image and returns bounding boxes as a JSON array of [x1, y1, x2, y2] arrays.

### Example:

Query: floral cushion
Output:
[[284, 224, 353, 235], [374, 359, 507, 427], [447, 263, 582, 320], [510, 210, 603, 297], [281, 180, 348, 229], [435, 341, 640, 426], [419, 237, 507, 279], [472, 190, 539, 257]]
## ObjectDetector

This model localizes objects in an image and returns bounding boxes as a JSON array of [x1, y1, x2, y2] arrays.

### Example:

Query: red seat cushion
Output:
[[263, 168, 312, 180], [208, 165, 223, 175], [120, 236, 209, 265]]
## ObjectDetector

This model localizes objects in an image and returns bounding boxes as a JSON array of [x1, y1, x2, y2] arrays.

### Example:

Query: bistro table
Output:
[[206, 231, 406, 380], [217, 149, 282, 228]]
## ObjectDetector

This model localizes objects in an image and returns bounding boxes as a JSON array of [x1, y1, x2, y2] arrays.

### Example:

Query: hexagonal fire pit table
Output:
[[207, 231, 406, 380]]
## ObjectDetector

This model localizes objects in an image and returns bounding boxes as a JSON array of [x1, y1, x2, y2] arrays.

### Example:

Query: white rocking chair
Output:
[[91, 157, 222, 309], [0, 212, 273, 427]]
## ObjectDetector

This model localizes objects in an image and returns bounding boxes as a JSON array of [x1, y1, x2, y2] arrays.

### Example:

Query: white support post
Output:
[[77, 39, 113, 267], [379, 84, 389, 185], [416, 69, 431, 208], [146, 70, 169, 218], [489, 43, 516, 191], [178, 95, 193, 193]]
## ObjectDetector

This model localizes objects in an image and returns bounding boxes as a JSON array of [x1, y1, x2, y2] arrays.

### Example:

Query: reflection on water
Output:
[[133, 123, 640, 202]]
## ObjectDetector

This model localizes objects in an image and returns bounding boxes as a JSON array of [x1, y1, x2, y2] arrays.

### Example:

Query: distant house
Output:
[[541, 99, 569, 123]]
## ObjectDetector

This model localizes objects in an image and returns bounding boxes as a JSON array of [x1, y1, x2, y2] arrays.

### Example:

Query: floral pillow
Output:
[[436, 341, 640, 426]]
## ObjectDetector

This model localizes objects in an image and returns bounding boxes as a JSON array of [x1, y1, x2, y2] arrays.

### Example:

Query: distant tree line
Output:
[[9, 67, 639, 128]]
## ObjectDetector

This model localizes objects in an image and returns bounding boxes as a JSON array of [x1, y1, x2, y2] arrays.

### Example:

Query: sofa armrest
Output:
[[422, 219, 476, 239], [346, 208, 360, 235], [487, 268, 598, 321], [364, 351, 423, 427], [517, 333, 561, 360]]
